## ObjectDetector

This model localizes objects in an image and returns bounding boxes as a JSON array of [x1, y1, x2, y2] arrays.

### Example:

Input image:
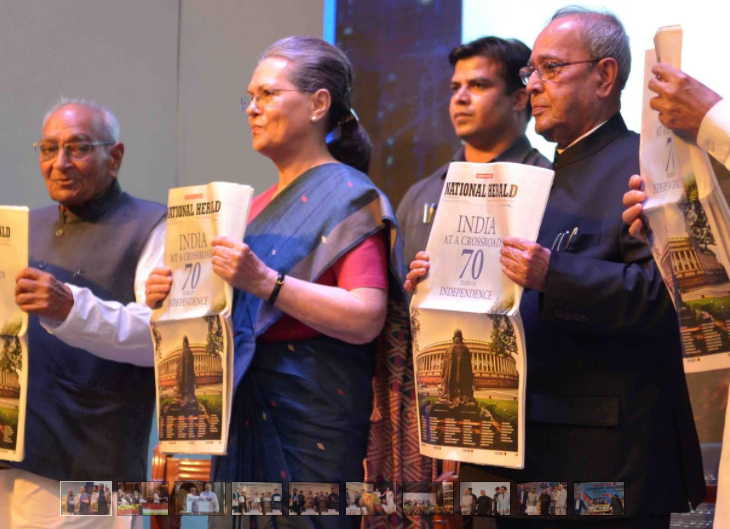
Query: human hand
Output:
[[622, 174, 648, 241], [649, 63, 722, 142], [15, 267, 73, 321], [211, 236, 277, 298], [500, 237, 550, 291], [403, 250, 430, 293], [145, 267, 173, 308]]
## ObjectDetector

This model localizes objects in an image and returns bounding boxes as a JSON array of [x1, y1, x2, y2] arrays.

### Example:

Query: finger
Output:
[[146, 283, 172, 295], [150, 267, 172, 277], [405, 267, 428, 282], [622, 203, 644, 226], [500, 245, 525, 263], [651, 62, 678, 81], [408, 259, 430, 271], [15, 292, 45, 308], [647, 78, 668, 97], [628, 174, 644, 191], [628, 218, 646, 240], [403, 279, 415, 293], [211, 235, 236, 248], [648, 95, 668, 113], [147, 274, 173, 284], [622, 189, 646, 208], [15, 267, 43, 282], [501, 263, 524, 286], [15, 277, 40, 295], [413, 250, 430, 262], [502, 236, 531, 250]]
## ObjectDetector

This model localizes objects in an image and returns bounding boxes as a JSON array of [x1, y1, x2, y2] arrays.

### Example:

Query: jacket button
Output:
[[55, 228, 64, 237]]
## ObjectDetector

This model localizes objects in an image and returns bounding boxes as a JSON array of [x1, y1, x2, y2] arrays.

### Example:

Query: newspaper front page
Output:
[[641, 27, 730, 375], [0, 206, 29, 462], [410, 162, 553, 468], [152, 182, 252, 454]]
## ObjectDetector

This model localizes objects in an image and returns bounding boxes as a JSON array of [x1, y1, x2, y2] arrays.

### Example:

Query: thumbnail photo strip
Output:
[[401, 481, 455, 516], [345, 481, 398, 515], [231, 482, 283, 515], [516, 482, 568, 516], [288, 482, 340, 515], [173, 481, 225, 515], [459, 481, 510, 516], [574, 482, 625, 515], [115, 482, 169, 516], [60, 481, 112, 517]]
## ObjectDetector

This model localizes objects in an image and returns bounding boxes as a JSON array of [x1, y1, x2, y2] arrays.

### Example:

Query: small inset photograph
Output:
[[574, 482, 624, 515], [459, 481, 510, 516], [116, 482, 169, 515], [231, 482, 283, 515], [402, 481, 455, 516], [516, 482, 568, 516], [173, 481, 225, 515], [60, 481, 112, 516], [288, 482, 340, 515], [345, 481, 398, 515]]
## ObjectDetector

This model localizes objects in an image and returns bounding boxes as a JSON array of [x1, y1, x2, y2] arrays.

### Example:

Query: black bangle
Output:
[[268, 272, 286, 305]]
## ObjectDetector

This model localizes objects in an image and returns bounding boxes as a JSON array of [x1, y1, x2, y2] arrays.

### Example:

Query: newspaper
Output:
[[640, 26, 730, 374], [0, 206, 29, 462], [410, 162, 553, 468], [151, 182, 252, 454]]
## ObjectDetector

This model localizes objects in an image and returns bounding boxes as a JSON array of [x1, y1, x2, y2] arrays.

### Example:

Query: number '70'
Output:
[[459, 249, 484, 280]]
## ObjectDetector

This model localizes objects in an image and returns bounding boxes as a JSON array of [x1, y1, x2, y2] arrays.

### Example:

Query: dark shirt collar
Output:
[[553, 113, 628, 169], [59, 179, 123, 223], [442, 135, 535, 178]]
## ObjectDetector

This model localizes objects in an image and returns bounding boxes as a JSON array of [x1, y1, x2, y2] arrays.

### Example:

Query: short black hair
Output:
[[448, 36, 531, 95]]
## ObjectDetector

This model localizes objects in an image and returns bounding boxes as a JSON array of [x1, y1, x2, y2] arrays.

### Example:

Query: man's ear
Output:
[[512, 87, 529, 113], [108, 142, 124, 178], [595, 57, 619, 98], [310, 88, 332, 123]]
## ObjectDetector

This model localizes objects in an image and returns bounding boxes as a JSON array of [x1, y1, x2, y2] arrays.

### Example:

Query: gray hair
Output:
[[42, 97, 121, 142], [258, 36, 371, 174], [551, 6, 631, 91]]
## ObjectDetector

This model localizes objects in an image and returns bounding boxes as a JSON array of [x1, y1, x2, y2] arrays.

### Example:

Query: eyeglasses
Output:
[[519, 59, 602, 86], [241, 88, 301, 110], [33, 141, 115, 161]]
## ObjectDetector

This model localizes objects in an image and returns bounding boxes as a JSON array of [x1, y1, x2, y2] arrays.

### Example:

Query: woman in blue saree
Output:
[[148, 36, 403, 528]]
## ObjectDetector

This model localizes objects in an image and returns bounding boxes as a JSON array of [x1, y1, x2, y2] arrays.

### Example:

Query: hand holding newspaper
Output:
[[640, 27, 730, 373], [410, 162, 553, 468], [0, 206, 29, 462], [151, 182, 252, 454]]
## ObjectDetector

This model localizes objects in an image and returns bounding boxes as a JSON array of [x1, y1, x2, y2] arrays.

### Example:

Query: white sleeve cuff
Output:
[[698, 98, 730, 171], [40, 284, 154, 367]]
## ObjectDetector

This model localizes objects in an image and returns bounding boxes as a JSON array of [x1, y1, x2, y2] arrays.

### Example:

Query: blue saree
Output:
[[211, 163, 404, 526]]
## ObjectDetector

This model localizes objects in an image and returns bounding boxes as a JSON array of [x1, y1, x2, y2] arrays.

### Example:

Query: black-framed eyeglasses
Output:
[[519, 59, 602, 86], [241, 88, 301, 110], [33, 141, 115, 161]]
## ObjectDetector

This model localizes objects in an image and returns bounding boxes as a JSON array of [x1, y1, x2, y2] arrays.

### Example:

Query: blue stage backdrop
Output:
[[335, 0, 462, 208]]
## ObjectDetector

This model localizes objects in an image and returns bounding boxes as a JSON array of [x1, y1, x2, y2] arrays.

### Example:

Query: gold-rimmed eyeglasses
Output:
[[33, 141, 115, 161], [241, 88, 301, 110], [519, 59, 602, 86]]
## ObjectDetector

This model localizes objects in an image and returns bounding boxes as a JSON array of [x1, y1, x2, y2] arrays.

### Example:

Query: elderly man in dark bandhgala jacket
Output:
[[407, 7, 704, 529]]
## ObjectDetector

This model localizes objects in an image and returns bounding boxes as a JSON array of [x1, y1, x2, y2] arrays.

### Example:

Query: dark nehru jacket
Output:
[[397, 135, 551, 266], [462, 114, 705, 516], [11, 180, 165, 481]]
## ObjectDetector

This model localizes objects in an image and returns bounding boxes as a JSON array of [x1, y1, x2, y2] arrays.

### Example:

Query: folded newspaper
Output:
[[640, 26, 730, 374], [151, 182, 252, 454], [410, 162, 553, 468], [0, 206, 29, 462]]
